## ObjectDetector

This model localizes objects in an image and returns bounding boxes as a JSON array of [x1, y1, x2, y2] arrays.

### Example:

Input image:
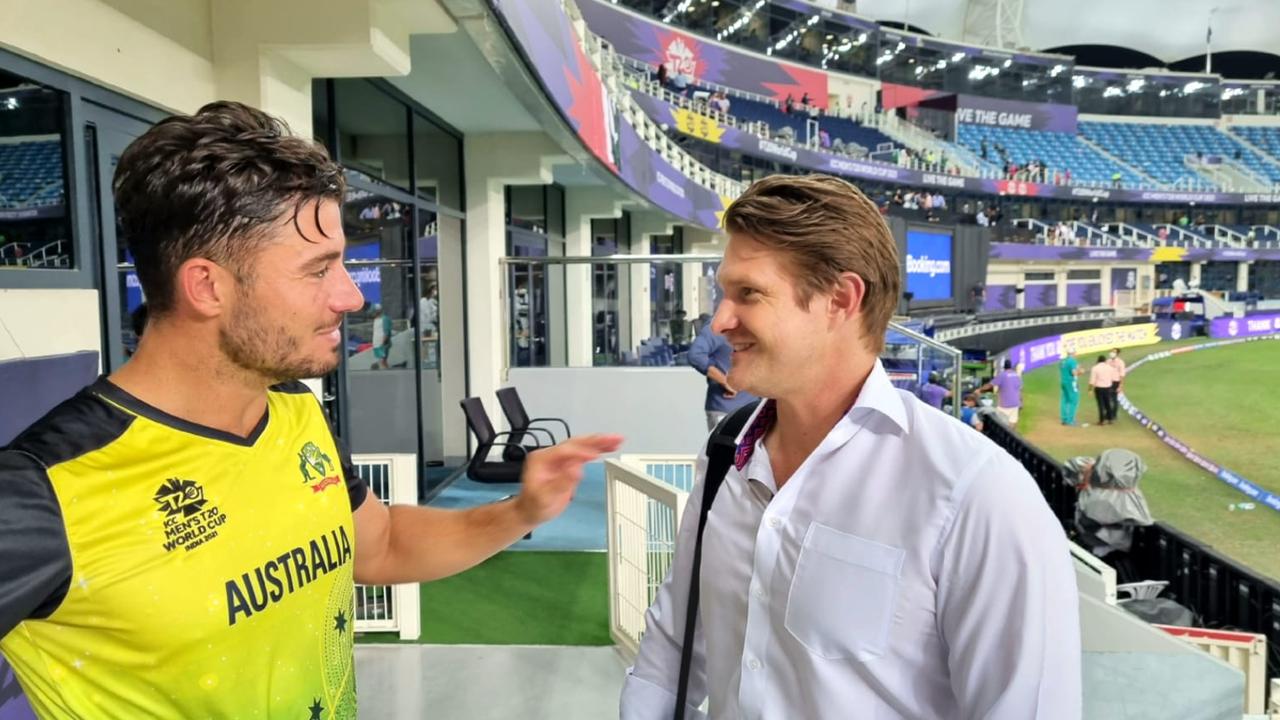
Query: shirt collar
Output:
[[731, 360, 909, 471]]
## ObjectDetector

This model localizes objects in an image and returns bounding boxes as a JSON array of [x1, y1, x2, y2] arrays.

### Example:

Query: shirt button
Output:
[[747, 658, 762, 671], [754, 585, 765, 599], [767, 517, 781, 529]]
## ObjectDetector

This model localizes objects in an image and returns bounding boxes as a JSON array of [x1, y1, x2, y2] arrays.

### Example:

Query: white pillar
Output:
[[463, 133, 570, 430], [626, 212, 677, 352], [564, 187, 630, 366], [682, 226, 724, 320], [1189, 261, 1204, 288], [1238, 261, 1251, 293]]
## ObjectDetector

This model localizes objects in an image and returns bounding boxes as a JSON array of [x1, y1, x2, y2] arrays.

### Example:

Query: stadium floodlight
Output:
[[1003, 58, 1013, 68], [1127, 78, 1146, 93], [1184, 81, 1206, 94], [952, 52, 966, 62]]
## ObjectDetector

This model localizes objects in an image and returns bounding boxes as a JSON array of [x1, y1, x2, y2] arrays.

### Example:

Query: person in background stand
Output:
[[1088, 354, 1118, 426], [688, 315, 758, 431], [1107, 348, 1126, 423], [979, 359, 1022, 427], [918, 371, 952, 410], [1060, 349, 1083, 426]]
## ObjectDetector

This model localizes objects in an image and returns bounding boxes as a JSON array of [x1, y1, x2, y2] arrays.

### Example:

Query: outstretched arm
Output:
[[352, 434, 622, 584]]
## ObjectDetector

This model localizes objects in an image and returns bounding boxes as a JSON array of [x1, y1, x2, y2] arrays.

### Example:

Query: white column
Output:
[[683, 226, 724, 319], [462, 133, 570, 430], [626, 212, 677, 352], [1189, 261, 1204, 288], [564, 187, 630, 366], [1238, 261, 1251, 293]]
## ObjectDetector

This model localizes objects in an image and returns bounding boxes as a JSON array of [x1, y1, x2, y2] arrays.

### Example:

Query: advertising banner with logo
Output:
[[1065, 283, 1100, 306], [989, 243, 1280, 263], [1000, 323, 1160, 373], [577, 0, 829, 108], [489, 0, 728, 229], [955, 94, 1078, 134], [904, 229, 953, 301], [1119, 337, 1280, 515], [983, 284, 1017, 311], [1209, 312, 1280, 339], [343, 242, 382, 306]]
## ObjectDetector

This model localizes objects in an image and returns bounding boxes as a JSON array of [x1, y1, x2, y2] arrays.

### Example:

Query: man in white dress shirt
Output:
[[620, 174, 1081, 720]]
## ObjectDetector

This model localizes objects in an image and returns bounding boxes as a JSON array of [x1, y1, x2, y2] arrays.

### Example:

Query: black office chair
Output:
[[460, 397, 535, 483], [495, 387, 572, 457]]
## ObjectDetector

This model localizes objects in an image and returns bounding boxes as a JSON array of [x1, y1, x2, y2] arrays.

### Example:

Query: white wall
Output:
[[507, 367, 710, 455], [0, 289, 102, 366]]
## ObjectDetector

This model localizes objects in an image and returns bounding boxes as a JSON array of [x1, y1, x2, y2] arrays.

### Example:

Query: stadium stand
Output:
[[1081, 121, 1280, 187], [0, 138, 63, 210], [955, 125, 1144, 186]]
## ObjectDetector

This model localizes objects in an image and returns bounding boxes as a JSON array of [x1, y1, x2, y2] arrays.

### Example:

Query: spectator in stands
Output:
[[1107, 349, 1126, 422], [656, 62, 669, 86], [783, 94, 794, 114], [918, 372, 952, 410], [1110, 171, 1122, 188], [1088, 354, 1118, 426], [1178, 212, 1190, 228], [1064, 168, 1072, 185], [1157, 226, 1169, 244], [687, 315, 757, 430], [818, 128, 831, 149], [1060, 349, 1082, 426], [623, 173, 1080, 720], [980, 359, 1023, 426], [976, 206, 991, 227], [417, 283, 438, 336], [960, 393, 983, 431], [370, 303, 392, 369], [799, 92, 810, 109], [712, 92, 730, 115]]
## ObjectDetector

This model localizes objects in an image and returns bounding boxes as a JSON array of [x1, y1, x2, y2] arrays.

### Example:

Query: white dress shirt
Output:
[[621, 361, 1082, 720]]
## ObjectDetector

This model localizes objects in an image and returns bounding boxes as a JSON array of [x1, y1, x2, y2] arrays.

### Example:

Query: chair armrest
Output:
[[527, 417, 572, 440], [492, 430, 543, 448], [477, 439, 529, 462]]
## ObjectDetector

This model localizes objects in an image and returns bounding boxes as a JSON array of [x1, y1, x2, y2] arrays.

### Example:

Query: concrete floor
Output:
[[355, 644, 628, 719]]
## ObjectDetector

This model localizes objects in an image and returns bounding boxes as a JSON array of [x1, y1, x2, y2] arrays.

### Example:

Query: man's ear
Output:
[[828, 271, 866, 320], [173, 258, 235, 319]]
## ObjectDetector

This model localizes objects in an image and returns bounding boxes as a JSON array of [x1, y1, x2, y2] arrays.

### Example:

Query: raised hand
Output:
[[513, 434, 624, 526]]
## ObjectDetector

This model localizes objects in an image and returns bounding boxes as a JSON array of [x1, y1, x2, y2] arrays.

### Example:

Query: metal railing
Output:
[[933, 310, 1116, 343], [352, 453, 421, 640]]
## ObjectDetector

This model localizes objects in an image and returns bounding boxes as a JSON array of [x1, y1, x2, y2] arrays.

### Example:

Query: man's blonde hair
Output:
[[721, 174, 900, 352]]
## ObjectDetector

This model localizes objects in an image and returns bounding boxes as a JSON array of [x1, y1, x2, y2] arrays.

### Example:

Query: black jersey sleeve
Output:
[[0, 449, 73, 638]]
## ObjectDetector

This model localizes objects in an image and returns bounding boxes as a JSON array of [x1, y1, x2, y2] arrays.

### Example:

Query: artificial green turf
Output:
[[1017, 337, 1280, 581], [357, 551, 612, 645]]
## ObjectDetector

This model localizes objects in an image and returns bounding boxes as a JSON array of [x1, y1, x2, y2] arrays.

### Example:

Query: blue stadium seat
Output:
[[1081, 122, 1280, 186], [0, 140, 63, 209], [954, 125, 1142, 186]]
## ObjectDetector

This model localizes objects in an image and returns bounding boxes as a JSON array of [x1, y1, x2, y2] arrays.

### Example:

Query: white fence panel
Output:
[[351, 453, 421, 640]]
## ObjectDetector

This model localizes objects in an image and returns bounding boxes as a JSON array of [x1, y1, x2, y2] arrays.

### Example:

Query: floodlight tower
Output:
[[962, 0, 1025, 50]]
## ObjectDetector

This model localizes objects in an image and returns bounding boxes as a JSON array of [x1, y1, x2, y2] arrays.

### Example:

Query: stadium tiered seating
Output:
[[1228, 126, 1280, 165], [954, 125, 1143, 186], [0, 140, 63, 209], [1081, 122, 1280, 186], [725, 95, 892, 151]]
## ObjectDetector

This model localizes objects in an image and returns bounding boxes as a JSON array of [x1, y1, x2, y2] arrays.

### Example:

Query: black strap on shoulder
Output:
[[673, 399, 762, 720]]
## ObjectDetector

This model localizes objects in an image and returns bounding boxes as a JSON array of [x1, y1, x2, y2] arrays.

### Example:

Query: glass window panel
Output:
[[334, 79, 410, 190], [0, 68, 73, 271], [412, 113, 461, 210]]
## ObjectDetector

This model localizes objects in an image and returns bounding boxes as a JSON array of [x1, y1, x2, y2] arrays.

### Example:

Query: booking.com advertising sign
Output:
[[344, 242, 382, 306], [904, 229, 953, 302]]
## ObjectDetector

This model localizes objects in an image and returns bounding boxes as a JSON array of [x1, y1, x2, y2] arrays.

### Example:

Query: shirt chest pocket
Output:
[[784, 523, 905, 662]]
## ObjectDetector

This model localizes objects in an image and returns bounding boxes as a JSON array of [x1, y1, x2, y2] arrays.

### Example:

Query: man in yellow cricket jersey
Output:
[[0, 101, 620, 719]]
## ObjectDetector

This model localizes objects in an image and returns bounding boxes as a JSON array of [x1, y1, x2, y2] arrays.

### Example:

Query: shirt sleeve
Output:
[[0, 449, 73, 638], [687, 331, 713, 377], [620, 452, 711, 720], [935, 450, 1083, 720]]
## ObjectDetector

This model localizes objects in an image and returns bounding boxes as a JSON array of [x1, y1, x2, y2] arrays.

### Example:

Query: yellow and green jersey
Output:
[[0, 378, 368, 719]]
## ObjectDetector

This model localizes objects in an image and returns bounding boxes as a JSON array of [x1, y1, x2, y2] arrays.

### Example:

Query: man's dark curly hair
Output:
[[113, 101, 345, 316]]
